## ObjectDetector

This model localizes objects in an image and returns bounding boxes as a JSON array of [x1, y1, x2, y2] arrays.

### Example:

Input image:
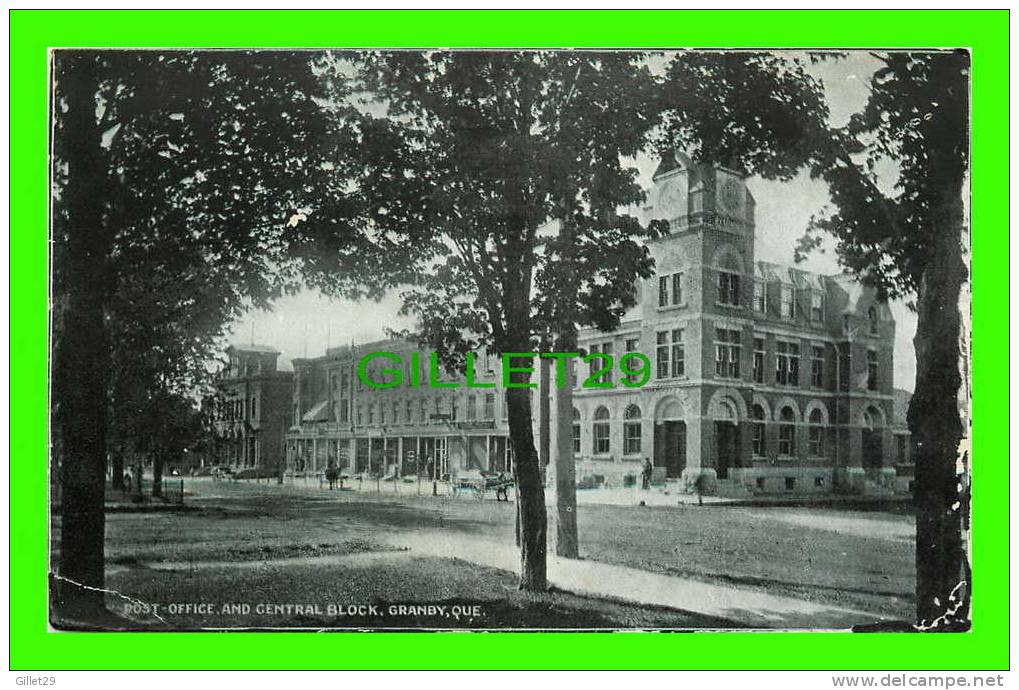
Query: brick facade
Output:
[[211, 345, 293, 472]]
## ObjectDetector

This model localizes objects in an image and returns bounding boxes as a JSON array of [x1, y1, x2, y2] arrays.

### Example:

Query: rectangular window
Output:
[[368, 405, 375, 425], [752, 420, 765, 456], [624, 421, 641, 455], [594, 422, 610, 455], [572, 423, 581, 454], [779, 423, 795, 456], [808, 425, 824, 456], [656, 330, 683, 379], [753, 337, 765, 384], [811, 345, 825, 388], [754, 281, 766, 313], [658, 276, 669, 307], [671, 272, 683, 305], [466, 394, 477, 421], [838, 343, 851, 391], [867, 349, 879, 390], [587, 342, 613, 385], [600, 342, 613, 385], [897, 436, 907, 464], [339, 400, 349, 424], [379, 404, 386, 424], [483, 393, 495, 420], [714, 328, 741, 379], [656, 332, 669, 379], [624, 338, 640, 384], [718, 271, 741, 306], [776, 341, 800, 386], [811, 291, 824, 322], [671, 329, 685, 377]]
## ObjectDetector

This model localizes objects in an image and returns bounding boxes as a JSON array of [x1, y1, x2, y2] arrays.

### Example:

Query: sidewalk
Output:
[[386, 529, 891, 630]]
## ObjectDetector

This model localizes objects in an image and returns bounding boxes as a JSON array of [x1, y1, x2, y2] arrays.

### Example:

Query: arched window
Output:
[[751, 404, 767, 456], [593, 406, 611, 455], [623, 405, 642, 455], [808, 408, 825, 456], [571, 408, 581, 455], [778, 406, 796, 456]]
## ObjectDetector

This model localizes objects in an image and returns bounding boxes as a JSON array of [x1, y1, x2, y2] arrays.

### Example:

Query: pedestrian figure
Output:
[[694, 473, 708, 506], [495, 472, 509, 502], [325, 463, 338, 490], [641, 458, 652, 490]]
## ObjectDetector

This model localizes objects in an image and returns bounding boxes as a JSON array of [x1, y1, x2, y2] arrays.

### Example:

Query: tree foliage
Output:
[[50, 50, 354, 617], [801, 51, 970, 302], [657, 51, 830, 181], [798, 50, 971, 628]]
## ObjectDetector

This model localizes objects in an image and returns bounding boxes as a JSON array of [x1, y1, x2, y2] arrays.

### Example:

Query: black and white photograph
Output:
[[49, 48, 971, 632]]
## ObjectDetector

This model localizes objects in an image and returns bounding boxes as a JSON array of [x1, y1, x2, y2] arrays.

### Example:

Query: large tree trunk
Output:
[[53, 52, 112, 622], [551, 216, 580, 558], [910, 185, 968, 630], [152, 450, 164, 499], [111, 444, 125, 492], [553, 331, 580, 559], [506, 382, 547, 591]]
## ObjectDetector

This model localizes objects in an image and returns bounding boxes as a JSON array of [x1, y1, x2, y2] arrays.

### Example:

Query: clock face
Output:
[[719, 178, 744, 216], [654, 177, 687, 221]]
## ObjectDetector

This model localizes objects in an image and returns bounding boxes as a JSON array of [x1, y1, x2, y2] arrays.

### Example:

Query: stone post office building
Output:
[[570, 152, 912, 495], [275, 152, 912, 495]]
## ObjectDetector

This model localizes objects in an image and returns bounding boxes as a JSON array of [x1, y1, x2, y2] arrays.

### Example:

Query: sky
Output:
[[226, 51, 918, 391]]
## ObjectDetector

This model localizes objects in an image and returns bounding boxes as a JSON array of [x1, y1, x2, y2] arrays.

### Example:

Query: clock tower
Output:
[[643, 151, 757, 318]]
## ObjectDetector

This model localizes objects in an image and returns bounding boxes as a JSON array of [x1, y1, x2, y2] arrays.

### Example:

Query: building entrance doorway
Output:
[[863, 429, 883, 473], [715, 421, 740, 480], [653, 421, 686, 479]]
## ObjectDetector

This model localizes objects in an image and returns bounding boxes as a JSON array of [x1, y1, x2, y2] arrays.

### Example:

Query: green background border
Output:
[[10, 9, 1009, 670]]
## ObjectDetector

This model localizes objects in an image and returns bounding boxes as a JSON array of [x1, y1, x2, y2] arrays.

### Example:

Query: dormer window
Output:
[[810, 292, 824, 323], [753, 281, 766, 313], [781, 285, 795, 320]]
